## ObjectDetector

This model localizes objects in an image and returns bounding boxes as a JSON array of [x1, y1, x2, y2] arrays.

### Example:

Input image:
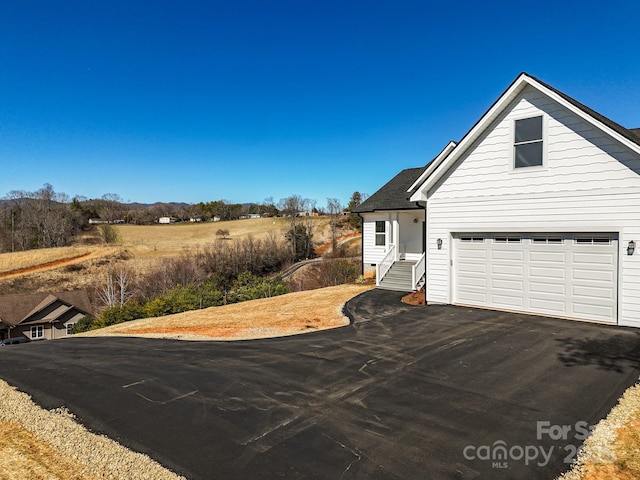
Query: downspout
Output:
[[357, 212, 364, 277], [415, 200, 427, 293]]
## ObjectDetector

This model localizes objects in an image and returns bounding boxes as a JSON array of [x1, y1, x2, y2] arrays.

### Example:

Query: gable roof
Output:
[[354, 167, 426, 213], [0, 291, 92, 328], [410, 72, 640, 201]]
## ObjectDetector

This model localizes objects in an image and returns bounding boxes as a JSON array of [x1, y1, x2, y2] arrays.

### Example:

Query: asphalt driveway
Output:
[[1, 289, 640, 479]]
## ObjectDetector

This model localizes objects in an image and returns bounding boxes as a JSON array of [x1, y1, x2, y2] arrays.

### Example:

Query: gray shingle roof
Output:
[[0, 291, 92, 327], [526, 73, 640, 148], [353, 167, 426, 213]]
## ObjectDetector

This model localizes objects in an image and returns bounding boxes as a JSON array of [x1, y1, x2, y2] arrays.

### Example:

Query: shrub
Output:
[[93, 301, 146, 329], [99, 224, 120, 244], [228, 272, 289, 302]]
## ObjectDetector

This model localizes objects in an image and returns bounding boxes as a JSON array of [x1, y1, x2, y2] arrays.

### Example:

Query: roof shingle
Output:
[[353, 167, 425, 213]]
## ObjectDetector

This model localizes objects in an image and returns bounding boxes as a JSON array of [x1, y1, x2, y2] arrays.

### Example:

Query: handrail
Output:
[[376, 244, 397, 286], [411, 252, 426, 289]]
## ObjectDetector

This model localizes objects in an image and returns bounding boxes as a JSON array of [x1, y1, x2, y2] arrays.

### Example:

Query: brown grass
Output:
[[0, 217, 339, 294], [0, 421, 100, 480], [78, 283, 373, 340], [0, 246, 116, 275], [117, 217, 331, 259]]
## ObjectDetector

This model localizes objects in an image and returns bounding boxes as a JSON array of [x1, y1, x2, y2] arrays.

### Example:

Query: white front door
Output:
[[454, 233, 618, 324]]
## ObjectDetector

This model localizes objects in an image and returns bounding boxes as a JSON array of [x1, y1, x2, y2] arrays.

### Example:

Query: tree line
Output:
[[0, 184, 367, 253]]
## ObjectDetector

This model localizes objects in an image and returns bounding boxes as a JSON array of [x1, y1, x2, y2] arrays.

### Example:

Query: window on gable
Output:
[[514, 116, 543, 168], [375, 221, 386, 246]]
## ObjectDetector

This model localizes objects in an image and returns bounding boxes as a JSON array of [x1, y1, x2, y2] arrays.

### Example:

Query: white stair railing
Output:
[[411, 252, 426, 290], [376, 244, 397, 286]]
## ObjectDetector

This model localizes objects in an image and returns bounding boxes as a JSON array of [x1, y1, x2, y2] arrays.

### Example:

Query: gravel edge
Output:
[[556, 382, 640, 479], [0, 379, 186, 480]]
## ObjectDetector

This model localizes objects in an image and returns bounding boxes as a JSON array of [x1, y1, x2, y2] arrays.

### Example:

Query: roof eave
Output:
[[412, 73, 640, 198], [407, 141, 458, 194]]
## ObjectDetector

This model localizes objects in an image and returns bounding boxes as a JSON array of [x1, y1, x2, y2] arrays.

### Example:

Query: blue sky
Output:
[[2, 1, 640, 206]]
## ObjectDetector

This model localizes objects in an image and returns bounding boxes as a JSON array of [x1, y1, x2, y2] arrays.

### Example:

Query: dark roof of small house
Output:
[[630, 128, 640, 140], [353, 167, 426, 213], [0, 290, 92, 327]]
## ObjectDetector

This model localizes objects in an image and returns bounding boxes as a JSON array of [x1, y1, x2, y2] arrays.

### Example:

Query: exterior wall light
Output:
[[413, 218, 418, 223], [437, 238, 443, 250], [628, 240, 636, 256]]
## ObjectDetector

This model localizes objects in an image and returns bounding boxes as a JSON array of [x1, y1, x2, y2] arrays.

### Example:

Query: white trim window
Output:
[[66, 324, 75, 335], [31, 325, 44, 339], [514, 116, 543, 168], [375, 221, 386, 246]]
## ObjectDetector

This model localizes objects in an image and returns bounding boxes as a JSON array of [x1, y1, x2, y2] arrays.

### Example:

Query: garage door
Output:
[[454, 233, 618, 324]]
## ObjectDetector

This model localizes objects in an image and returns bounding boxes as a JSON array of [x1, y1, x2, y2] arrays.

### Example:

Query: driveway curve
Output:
[[1, 289, 640, 479]]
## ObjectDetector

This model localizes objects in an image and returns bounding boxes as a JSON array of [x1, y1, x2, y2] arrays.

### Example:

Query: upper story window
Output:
[[375, 221, 386, 246], [514, 116, 543, 168]]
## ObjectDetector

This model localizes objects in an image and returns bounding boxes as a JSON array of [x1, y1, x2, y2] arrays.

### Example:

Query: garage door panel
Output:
[[573, 303, 614, 319], [491, 294, 525, 308], [491, 279, 524, 291], [529, 282, 565, 295], [529, 266, 566, 279], [457, 291, 488, 304], [573, 268, 615, 282], [455, 234, 617, 324], [529, 298, 567, 314], [529, 251, 566, 263], [458, 249, 488, 260], [572, 285, 615, 300], [573, 252, 616, 265], [492, 264, 524, 276], [491, 250, 524, 261]]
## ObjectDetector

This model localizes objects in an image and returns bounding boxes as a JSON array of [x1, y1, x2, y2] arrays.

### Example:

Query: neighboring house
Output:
[[363, 72, 640, 328], [159, 216, 178, 224], [0, 291, 92, 341]]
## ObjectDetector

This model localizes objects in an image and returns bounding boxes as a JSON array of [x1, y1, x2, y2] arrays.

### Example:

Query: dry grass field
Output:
[[0, 216, 337, 295], [117, 216, 332, 258]]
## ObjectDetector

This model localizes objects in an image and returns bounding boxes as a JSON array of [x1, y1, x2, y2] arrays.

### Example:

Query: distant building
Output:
[[0, 291, 93, 341], [159, 217, 178, 224]]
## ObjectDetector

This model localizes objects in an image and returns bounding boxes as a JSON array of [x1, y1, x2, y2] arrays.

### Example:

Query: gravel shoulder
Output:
[[0, 380, 185, 480]]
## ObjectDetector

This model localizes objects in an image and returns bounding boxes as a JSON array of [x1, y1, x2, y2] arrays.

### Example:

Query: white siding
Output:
[[362, 213, 390, 266], [426, 86, 640, 327]]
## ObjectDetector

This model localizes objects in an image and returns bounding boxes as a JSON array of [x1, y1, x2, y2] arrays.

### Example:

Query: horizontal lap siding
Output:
[[362, 214, 389, 265], [426, 86, 640, 327]]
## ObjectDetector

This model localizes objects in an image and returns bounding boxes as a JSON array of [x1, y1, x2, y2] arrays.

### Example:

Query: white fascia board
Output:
[[411, 73, 531, 199], [411, 73, 640, 199], [525, 76, 640, 156], [407, 141, 457, 196]]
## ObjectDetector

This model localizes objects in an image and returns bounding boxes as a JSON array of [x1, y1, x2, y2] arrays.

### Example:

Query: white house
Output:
[[360, 73, 640, 328]]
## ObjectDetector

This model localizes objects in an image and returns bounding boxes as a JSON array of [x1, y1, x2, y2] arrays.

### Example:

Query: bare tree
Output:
[[98, 193, 124, 223], [279, 195, 306, 259], [302, 198, 317, 258], [99, 268, 135, 308], [326, 197, 342, 252]]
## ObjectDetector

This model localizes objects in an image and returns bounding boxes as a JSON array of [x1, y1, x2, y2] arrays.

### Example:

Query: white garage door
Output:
[[454, 233, 618, 324]]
